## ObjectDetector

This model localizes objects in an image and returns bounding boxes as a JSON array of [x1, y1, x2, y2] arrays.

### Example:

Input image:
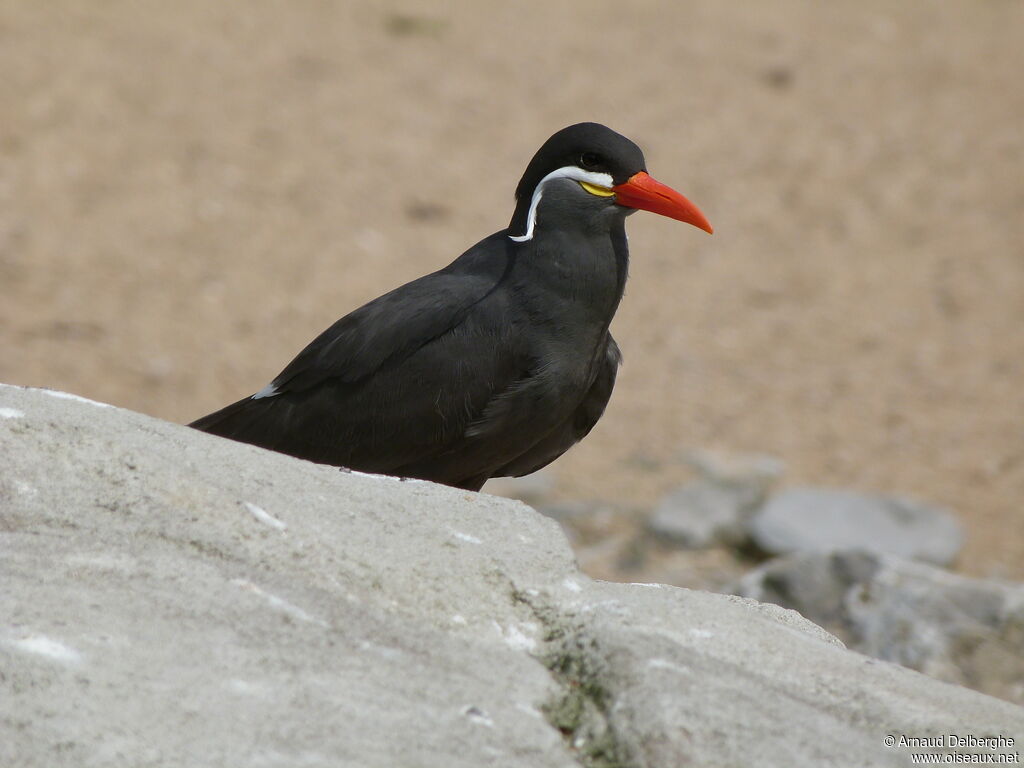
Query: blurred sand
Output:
[[2, 1, 1022, 577]]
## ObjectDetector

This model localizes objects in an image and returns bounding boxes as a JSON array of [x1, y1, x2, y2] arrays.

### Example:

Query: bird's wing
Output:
[[265, 238, 511, 396], [489, 333, 622, 479], [190, 232, 527, 478]]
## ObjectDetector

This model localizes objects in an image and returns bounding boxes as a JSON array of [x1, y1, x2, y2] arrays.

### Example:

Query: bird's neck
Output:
[[513, 218, 629, 334]]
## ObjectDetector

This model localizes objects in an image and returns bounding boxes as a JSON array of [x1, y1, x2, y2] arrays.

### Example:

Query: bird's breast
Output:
[[519, 232, 625, 328]]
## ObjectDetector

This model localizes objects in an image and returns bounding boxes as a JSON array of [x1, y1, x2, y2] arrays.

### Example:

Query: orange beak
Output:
[[612, 171, 713, 234]]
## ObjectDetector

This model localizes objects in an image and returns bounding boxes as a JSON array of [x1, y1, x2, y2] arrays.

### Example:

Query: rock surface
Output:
[[748, 487, 964, 565], [646, 479, 762, 549], [2, 384, 1022, 767], [644, 451, 781, 552], [736, 550, 1024, 707]]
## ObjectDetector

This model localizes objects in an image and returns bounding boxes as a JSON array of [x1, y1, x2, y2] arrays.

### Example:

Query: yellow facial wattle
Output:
[[579, 181, 615, 198]]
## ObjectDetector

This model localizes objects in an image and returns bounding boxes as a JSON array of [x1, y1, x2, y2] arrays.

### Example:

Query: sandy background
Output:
[[2, 1, 1021, 578]]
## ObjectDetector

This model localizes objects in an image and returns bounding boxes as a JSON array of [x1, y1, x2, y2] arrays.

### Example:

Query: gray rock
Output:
[[748, 487, 964, 565], [647, 452, 783, 549], [684, 448, 786, 488], [736, 550, 1024, 706], [2, 384, 1022, 767], [534, 499, 625, 526], [647, 480, 760, 548]]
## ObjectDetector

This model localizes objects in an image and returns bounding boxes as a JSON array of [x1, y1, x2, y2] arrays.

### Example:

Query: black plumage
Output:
[[190, 123, 711, 490]]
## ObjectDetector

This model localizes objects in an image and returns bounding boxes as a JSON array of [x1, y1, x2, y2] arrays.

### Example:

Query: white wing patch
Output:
[[509, 167, 615, 242], [252, 382, 279, 399]]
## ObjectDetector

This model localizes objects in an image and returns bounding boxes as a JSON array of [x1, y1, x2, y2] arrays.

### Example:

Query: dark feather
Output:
[[190, 123, 681, 491]]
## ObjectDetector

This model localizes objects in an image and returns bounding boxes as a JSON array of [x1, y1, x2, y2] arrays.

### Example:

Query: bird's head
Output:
[[509, 122, 712, 243]]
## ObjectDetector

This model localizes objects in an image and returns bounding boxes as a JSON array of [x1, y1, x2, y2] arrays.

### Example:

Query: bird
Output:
[[190, 122, 711, 491]]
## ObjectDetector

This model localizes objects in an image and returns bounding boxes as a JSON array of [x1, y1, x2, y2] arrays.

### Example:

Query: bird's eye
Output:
[[579, 152, 602, 169]]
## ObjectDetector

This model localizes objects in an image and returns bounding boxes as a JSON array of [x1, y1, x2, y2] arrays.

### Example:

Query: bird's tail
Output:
[[189, 395, 273, 441]]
